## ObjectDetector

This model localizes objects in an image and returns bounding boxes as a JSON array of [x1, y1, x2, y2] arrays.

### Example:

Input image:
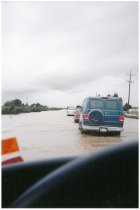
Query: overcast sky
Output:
[[2, 1, 139, 107]]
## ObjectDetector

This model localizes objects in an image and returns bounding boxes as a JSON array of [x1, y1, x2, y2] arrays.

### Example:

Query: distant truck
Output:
[[67, 106, 76, 116]]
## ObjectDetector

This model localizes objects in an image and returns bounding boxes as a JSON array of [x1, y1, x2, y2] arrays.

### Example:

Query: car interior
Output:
[[2, 140, 138, 208]]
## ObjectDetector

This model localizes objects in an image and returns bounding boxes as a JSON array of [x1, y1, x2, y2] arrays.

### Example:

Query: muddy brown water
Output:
[[2, 109, 139, 162]]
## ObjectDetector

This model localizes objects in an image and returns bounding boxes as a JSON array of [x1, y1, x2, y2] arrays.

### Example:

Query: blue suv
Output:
[[79, 96, 124, 135]]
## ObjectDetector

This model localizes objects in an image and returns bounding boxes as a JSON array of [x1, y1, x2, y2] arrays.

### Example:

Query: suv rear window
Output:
[[106, 100, 118, 110], [90, 99, 104, 109], [68, 107, 76, 110]]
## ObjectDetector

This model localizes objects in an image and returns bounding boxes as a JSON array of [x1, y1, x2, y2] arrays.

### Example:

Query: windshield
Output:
[[67, 107, 76, 110], [2, 1, 138, 166]]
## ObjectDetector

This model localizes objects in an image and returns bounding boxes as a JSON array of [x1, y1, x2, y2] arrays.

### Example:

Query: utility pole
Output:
[[126, 70, 134, 107]]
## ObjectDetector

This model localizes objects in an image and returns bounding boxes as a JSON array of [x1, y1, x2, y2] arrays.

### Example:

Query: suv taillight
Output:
[[119, 116, 124, 122], [83, 114, 89, 119]]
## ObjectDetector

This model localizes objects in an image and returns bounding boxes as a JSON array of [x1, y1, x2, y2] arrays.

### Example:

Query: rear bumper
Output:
[[67, 112, 75, 116], [74, 118, 80, 122], [82, 125, 124, 132]]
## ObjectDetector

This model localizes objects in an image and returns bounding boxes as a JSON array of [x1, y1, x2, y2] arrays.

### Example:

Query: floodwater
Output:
[[2, 109, 139, 162]]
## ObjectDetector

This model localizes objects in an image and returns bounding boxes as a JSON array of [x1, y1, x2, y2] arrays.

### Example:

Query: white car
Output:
[[67, 106, 76, 116]]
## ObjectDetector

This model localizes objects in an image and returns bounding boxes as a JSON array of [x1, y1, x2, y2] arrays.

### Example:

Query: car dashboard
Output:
[[2, 140, 138, 208]]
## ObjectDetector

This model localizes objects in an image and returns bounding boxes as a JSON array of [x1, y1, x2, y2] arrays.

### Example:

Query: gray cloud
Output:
[[2, 1, 139, 106]]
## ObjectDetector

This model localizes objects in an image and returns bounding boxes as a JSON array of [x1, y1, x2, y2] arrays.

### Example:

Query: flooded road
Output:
[[2, 109, 139, 162]]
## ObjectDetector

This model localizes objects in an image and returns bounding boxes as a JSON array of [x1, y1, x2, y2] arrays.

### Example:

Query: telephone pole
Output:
[[126, 70, 134, 107]]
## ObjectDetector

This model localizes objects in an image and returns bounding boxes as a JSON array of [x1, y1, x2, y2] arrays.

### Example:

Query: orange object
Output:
[[2, 137, 19, 155]]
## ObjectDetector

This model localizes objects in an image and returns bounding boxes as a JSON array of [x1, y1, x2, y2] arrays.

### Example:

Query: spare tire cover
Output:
[[88, 109, 104, 125]]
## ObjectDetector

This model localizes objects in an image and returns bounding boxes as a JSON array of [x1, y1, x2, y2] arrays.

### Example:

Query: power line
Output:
[[126, 70, 134, 106]]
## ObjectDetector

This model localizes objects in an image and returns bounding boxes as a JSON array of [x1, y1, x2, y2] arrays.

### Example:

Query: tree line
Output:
[[2, 99, 63, 115]]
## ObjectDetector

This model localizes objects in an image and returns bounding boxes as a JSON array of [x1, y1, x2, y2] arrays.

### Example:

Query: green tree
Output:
[[12, 99, 22, 107], [123, 103, 132, 111]]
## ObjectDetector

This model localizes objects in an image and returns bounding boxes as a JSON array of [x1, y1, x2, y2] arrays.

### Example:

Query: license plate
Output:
[[100, 128, 107, 133]]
